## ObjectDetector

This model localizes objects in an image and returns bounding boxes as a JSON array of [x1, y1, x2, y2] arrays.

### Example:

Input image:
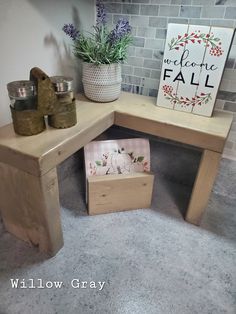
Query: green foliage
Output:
[[72, 25, 132, 65], [137, 156, 144, 162]]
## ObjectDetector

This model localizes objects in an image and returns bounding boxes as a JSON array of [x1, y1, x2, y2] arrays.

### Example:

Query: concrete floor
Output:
[[0, 128, 236, 314]]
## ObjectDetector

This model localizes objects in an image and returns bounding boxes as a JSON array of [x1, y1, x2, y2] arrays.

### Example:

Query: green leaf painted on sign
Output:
[[137, 156, 144, 162]]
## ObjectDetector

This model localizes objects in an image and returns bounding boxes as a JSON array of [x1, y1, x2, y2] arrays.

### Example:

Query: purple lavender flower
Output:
[[108, 18, 132, 44], [62, 23, 80, 41], [96, 0, 107, 25]]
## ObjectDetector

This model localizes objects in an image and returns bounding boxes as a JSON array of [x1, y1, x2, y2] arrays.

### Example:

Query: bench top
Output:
[[0, 92, 233, 176]]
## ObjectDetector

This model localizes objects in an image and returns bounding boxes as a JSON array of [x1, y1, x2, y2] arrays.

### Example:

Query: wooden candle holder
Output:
[[10, 67, 77, 136]]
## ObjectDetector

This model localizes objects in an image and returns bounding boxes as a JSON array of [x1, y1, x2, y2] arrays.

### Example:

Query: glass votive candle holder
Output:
[[50, 76, 74, 104], [7, 80, 37, 110], [48, 76, 77, 129]]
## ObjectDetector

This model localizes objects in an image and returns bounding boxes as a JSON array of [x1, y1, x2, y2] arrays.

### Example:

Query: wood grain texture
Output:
[[115, 92, 233, 149], [88, 172, 154, 215], [0, 100, 115, 176], [30, 67, 58, 115], [185, 150, 221, 225], [10, 106, 46, 136], [115, 112, 225, 153], [0, 92, 233, 176], [0, 92, 232, 255], [0, 163, 63, 255]]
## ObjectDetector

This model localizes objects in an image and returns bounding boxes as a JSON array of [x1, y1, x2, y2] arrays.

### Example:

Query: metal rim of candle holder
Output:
[[7, 80, 36, 99], [7, 69, 77, 136]]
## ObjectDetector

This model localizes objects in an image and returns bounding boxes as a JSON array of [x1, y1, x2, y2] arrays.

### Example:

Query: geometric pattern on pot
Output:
[[82, 62, 122, 102], [156, 23, 235, 117]]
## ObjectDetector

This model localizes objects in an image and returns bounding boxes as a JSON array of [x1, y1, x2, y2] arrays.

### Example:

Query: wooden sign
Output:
[[156, 24, 235, 117], [84, 138, 151, 204], [84, 138, 150, 177]]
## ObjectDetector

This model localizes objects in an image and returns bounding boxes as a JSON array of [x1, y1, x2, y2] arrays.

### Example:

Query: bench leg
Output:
[[185, 150, 221, 225], [0, 163, 63, 256]]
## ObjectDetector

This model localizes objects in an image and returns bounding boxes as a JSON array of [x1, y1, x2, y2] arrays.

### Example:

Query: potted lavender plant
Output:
[[63, 0, 132, 102]]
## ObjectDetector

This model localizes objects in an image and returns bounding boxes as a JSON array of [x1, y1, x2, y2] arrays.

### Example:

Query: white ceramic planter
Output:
[[82, 62, 122, 102]]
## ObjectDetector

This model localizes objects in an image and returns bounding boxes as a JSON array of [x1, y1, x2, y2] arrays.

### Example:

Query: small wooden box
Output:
[[87, 172, 154, 215]]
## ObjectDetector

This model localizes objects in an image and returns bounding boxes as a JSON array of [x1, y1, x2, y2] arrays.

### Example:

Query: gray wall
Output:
[[0, 0, 95, 127], [104, 0, 236, 159]]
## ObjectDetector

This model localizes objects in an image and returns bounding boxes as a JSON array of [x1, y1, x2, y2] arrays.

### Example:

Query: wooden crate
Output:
[[87, 172, 154, 215]]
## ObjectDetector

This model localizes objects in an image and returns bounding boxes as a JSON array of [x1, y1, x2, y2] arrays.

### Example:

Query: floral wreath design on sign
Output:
[[168, 30, 223, 56], [89, 146, 149, 176], [162, 85, 212, 107], [162, 29, 222, 107]]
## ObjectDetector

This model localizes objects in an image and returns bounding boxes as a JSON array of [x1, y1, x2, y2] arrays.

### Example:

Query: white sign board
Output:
[[156, 24, 235, 117]]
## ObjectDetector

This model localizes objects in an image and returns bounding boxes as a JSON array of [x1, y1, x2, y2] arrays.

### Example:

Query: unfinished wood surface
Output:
[[0, 162, 63, 255], [115, 93, 233, 152], [0, 99, 115, 176], [0, 92, 233, 177], [0, 91, 233, 252], [185, 150, 221, 225], [116, 93, 233, 140], [88, 172, 154, 215], [115, 112, 225, 153]]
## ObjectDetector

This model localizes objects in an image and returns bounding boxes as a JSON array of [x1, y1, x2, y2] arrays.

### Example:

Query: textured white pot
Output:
[[82, 62, 122, 102]]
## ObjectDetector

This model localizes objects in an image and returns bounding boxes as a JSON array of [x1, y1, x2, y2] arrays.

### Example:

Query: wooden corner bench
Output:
[[0, 92, 233, 256]]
